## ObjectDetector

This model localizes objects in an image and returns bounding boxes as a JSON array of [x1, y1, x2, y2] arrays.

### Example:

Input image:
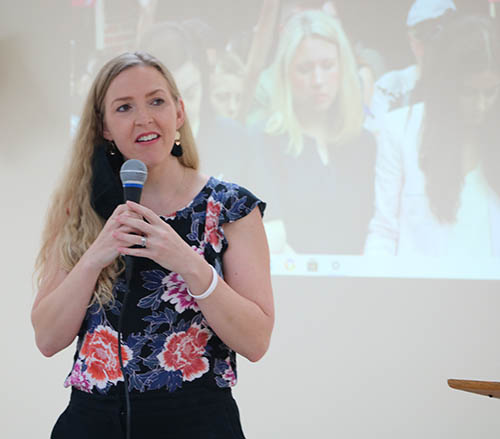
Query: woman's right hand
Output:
[[84, 204, 143, 270]]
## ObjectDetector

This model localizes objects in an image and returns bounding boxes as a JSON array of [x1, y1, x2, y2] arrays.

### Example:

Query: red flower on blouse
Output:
[[205, 199, 224, 252], [80, 325, 132, 389], [157, 326, 212, 382]]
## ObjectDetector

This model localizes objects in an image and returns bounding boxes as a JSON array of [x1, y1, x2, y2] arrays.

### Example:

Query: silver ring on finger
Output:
[[140, 235, 147, 248]]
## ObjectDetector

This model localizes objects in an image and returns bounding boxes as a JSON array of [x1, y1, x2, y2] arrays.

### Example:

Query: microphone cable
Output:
[[117, 255, 134, 439]]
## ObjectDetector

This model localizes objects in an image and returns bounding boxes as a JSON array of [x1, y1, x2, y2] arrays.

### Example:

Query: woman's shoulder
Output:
[[341, 127, 377, 158], [355, 127, 377, 147], [206, 176, 262, 204], [206, 177, 266, 224]]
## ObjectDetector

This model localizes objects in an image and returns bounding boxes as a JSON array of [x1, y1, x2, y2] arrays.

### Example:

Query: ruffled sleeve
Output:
[[217, 182, 266, 226], [202, 179, 266, 255]]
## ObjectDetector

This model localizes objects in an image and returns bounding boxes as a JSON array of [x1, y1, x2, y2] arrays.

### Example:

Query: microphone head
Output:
[[120, 159, 148, 188], [120, 159, 148, 203]]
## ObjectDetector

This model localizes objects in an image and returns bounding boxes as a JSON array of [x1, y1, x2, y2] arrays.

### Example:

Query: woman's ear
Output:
[[102, 121, 112, 141], [176, 98, 186, 130]]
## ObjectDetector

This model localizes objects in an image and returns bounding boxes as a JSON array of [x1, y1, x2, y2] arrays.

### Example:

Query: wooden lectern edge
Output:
[[448, 379, 500, 399]]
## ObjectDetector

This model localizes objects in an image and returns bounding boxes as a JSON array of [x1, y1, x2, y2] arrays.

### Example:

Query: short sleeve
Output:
[[215, 181, 266, 226]]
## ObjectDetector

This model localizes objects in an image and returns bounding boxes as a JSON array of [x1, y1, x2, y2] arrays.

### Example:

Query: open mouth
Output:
[[136, 133, 160, 143]]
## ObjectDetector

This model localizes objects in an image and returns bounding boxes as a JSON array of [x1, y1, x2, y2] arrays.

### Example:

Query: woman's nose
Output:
[[135, 106, 153, 125], [312, 66, 325, 86]]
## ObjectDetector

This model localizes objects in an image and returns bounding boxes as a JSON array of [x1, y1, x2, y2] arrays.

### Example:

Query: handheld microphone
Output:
[[118, 159, 147, 439], [119, 159, 148, 203]]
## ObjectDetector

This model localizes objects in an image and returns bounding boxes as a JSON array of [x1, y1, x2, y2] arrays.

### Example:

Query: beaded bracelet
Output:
[[187, 265, 218, 300]]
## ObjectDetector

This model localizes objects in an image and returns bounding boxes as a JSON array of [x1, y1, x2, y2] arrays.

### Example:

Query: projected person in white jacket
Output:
[[365, 15, 500, 258], [365, 0, 456, 134]]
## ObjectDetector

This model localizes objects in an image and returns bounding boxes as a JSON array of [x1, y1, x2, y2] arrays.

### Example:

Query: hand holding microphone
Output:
[[85, 159, 148, 270], [115, 160, 202, 274]]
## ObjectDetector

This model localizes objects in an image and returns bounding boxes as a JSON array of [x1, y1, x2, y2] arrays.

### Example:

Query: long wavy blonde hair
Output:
[[265, 10, 364, 155], [35, 52, 199, 307]]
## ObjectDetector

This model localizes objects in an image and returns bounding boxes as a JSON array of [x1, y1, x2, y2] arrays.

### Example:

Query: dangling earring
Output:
[[107, 139, 118, 156], [171, 131, 183, 157]]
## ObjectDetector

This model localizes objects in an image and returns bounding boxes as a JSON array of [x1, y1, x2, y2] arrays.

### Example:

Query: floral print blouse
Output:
[[64, 177, 266, 396]]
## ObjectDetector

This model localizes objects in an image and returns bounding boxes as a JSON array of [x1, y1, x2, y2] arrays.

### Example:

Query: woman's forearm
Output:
[[31, 253, 102, 357], [32, 204, 138, 357], [182, 257, 274, 363]]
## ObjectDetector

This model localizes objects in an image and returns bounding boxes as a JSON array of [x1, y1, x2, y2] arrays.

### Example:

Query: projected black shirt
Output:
[[253, 129, 376, 254]]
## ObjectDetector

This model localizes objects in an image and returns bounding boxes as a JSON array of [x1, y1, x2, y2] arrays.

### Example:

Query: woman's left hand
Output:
[[114, 201, 200, 274]]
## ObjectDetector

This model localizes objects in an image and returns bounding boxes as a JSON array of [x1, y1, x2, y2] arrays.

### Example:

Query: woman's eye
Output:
[[297, 63, 313, 75], [116, 104, 131, 112], [322, 59, 338, 71], [151, 98, 165, 106]]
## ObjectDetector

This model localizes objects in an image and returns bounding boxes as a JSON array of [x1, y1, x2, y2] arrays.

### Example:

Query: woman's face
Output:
[[173, 61, 203, 129], [210, 73, 243, 119], [102, 65, 185, 170], [289, 36, 340, 113], [459, 69, 500, 127]]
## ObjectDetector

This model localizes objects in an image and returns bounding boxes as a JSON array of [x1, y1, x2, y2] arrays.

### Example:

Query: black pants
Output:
[[51, 387, 246, 439]]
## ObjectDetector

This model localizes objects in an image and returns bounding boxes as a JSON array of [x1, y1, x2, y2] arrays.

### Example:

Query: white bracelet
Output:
[[187, 265, 218, 300]]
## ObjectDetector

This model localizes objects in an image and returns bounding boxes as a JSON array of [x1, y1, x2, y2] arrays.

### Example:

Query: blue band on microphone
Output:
[[123, 183, 144, 188]]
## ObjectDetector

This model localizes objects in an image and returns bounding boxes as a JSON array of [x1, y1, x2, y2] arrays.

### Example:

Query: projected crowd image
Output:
[[69, 0, 500, 279]]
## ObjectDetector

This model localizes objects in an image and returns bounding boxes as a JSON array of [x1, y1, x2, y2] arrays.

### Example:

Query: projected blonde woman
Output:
[[252, 9, 376, 254]]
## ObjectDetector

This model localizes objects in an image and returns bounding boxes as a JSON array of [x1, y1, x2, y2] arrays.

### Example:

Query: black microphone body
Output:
[[123, 186, 143, 203]]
